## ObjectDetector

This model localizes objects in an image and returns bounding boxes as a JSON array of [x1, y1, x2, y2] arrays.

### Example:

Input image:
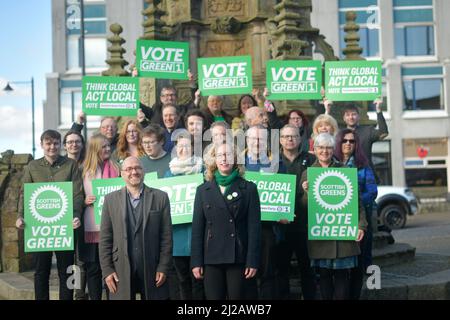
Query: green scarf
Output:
[[214, 168, 239, 194]]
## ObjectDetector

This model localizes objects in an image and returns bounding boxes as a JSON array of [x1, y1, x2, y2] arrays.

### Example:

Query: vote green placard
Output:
[[245, 172, 296, 222], [82, 76, 139, 116], [144, 174, 203, 224], [24, 182, 74, 252], [92, 177, 126, 225], [136, 39, 189, 80], [325, 60, 382, 101], [198, 55, 253, 96], [307, 167, 359, 240], [266, 60, 322, 100]]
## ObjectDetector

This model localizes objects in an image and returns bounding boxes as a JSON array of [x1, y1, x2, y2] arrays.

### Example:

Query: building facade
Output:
[[45, 0, 450, 198]]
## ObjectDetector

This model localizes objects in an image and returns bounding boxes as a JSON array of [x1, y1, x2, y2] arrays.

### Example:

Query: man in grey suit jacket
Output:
[[99, 156, 173, 300]]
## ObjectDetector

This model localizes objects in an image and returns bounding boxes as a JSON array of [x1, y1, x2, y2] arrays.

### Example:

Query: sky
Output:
[[0, 1, 52, 158]]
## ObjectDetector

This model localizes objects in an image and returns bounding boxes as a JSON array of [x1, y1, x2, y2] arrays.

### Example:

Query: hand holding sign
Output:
[[374, 98, 383, 113], [16, 217, 25, 230], [73, 218, 81, 229]]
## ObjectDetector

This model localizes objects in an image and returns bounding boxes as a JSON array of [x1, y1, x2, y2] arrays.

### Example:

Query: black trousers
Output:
[[85, 261, 103, 300], [204, 264, 245, 300], [318, 268, 351, 300], [244, 224, 276, 300], [173, 256, 204, 300], [130, 270, 147, 300], [274, 225, 317, 300], [34, 251, 74, 300]]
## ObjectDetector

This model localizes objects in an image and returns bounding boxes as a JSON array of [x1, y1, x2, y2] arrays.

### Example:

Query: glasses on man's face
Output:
[[161, 93, 176, 98], [342, 139, 355, 144], [315, 146, 333, 151], [142, 140, 158, 146], [66, 140, 82, 145], [281, 135, 299, 140], [122, 166, 143, 173], [101, 125, 115, 131]]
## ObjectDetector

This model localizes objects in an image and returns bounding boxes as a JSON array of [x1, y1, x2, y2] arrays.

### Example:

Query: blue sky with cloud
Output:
[[0, 1, 51, 158]]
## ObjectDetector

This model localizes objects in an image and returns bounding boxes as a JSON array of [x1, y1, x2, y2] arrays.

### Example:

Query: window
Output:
[[338, 0, 380, 58], [59, 80, 101, 127], [393, 0, 435, 57], [372, 140, 392, 185], [402, 66, 444, 111], [65, 0, 107, 70]]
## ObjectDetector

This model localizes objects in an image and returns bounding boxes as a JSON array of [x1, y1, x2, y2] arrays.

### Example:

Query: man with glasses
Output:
[[140, 125, 171, 178], [71, 113, 119, 153], [99, 156, 172, 300], [275, 124, 317, 300], [137, 80, 201, 129]]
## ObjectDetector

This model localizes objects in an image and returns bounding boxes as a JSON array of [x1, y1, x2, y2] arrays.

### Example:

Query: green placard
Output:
[[136, 39, 189, 80], [266, 60, 322, 100], [307, 167, 359, 240], [325, 60, 382, 101], [143, 171, 159, 186], [92, 177, 126, 225], [245, 172, 296, 222], [198, 55, 253, 96], [144, 174, 203, 225], [82, 76, 139, 116], [24, 182, 74, 252]]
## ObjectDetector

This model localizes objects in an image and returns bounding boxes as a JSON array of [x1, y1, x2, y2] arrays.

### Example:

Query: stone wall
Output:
[[0, 150, 34, 272]]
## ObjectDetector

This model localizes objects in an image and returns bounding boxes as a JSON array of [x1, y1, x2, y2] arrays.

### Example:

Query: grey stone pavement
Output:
[[1, 212, 450, 300]]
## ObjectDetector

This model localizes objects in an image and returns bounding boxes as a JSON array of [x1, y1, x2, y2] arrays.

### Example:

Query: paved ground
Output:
[[393, 211, 450, 256]]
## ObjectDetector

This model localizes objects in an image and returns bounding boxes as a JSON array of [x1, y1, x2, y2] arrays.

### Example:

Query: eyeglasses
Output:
[[289, 117, 302, 121], [142, 141, 158, 146], [126, 130, 138, 135], [65, 140, 82, 145], [343, 139, 355, 144], [161, 93, 176, 98], [315, 146, 333, 151], [217, 152, 233, 160], [122, 166, 143, 173], [281, 135, 299, 140]]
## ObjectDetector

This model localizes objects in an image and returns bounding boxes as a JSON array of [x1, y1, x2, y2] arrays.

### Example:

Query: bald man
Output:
[[245, 107, 264, 128], [99, 157, 172, 300]]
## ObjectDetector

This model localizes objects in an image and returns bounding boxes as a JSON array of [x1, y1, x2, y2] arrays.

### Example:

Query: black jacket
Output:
[[191, 177, 261, 269]]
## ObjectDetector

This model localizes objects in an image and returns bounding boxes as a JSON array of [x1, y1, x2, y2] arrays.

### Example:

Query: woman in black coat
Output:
[[191, 142, 261, 300]]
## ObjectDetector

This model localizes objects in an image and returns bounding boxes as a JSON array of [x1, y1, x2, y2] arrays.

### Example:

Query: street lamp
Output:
[[2, 77, 36, 158]]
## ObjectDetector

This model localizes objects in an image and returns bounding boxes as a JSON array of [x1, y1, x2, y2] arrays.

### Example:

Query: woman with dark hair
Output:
[[334, 129, 378, 299], [202, 96, 233, 130], [232, 94, 258, 131], [63, 130, 85, 165]]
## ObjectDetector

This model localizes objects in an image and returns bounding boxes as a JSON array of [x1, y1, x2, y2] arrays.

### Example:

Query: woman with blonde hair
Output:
[[113, 119, 145, 164], [191, 142, 261, 300], [308, 114, 339, 152], [81, 134, 120, 300]]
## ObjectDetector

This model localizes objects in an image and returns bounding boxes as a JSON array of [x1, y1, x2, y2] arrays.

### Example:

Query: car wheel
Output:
[[380, 204, 407, 230]]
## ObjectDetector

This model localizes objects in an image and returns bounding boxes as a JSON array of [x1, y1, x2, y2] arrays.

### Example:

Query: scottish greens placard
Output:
[[266, 60, 322, 100], [198, 56, 253, 96], [82, 76, 139, 116], [245, 172, 296, 222], [307, 167, 359, 240], [325, 60, 382, 101], [136, 39, 189, 80], [24, 182, 74, 252]]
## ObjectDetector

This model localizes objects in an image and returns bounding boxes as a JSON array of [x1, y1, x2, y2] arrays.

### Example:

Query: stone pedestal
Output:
[[0, 151, 34, 273]]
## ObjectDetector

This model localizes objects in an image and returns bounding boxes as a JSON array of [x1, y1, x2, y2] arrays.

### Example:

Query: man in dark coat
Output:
[[99, 156, 173, 300]]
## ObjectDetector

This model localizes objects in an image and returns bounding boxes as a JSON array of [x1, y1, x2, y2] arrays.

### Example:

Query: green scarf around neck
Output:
[[214, 168, 239, 193]]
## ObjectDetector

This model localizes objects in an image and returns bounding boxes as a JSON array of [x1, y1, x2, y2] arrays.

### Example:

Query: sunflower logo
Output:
[[29, 185, 68, 224], [313, 170, 353, 211]]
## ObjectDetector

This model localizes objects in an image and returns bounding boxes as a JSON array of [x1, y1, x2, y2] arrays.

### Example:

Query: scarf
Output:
[[84, 160, 119, 243], [169, 156, 203, 176], [214, 168, 239, 194]]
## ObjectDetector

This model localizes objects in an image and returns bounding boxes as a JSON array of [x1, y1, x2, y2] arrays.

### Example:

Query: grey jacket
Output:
[[99, 185, 172, 300]]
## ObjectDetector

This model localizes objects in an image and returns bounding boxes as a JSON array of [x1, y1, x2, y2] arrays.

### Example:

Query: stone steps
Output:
[[372, 243, 416, 267]]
